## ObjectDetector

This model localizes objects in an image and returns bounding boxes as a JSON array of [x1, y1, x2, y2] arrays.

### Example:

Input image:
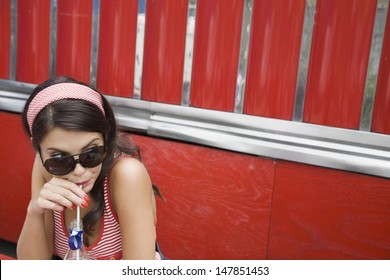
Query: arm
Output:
[[17, 154, 87, 259], [109, 157, 156, 260]]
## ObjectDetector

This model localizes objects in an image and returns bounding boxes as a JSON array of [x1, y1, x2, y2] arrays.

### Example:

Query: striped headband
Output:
[[27, 83, 105, 134]]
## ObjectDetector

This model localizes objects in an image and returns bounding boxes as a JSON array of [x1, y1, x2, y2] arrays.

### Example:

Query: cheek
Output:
[[90, 164, 103, 178]]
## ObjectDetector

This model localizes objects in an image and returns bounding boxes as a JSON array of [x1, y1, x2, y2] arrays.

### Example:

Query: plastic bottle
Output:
[[63, 219, 91, 260]]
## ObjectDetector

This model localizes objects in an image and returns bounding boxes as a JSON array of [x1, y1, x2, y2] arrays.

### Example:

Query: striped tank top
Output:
[[53, 174, 161, 260]]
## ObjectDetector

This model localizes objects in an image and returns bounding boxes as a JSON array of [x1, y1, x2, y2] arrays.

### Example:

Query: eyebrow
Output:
[[45, 137, 102, 153]]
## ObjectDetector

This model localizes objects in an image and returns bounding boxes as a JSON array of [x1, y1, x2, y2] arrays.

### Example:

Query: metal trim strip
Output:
[[182, 0, 197, 106], [49, 0, 58, 77], [90, 0, 100, 87], [234, 0, 253, 114], [133, 0, 147, 100], [292, 0, 316, 122], [9, 0, 17, 80]]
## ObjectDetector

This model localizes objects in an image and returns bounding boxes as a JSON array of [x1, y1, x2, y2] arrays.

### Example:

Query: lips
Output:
[[76, 180, 89, 188]]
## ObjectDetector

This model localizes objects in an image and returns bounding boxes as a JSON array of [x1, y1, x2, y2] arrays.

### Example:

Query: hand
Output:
[[29, 177, 89, 214]]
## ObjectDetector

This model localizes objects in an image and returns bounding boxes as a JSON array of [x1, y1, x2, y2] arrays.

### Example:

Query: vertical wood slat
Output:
[[303, 0, 377, 129], [96, 0, 138, 97], [244, 0, 306, 120], [55, 0, 93, 84], [0, 0, 11, 79], [190, 0, 244, 112], [16, 0, 51, 83], [372, 5, 390, 134], [141, 0, 188, 104]]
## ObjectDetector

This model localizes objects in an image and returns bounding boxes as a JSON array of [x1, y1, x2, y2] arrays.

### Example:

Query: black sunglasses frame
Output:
[[40, 146, 106, 176]]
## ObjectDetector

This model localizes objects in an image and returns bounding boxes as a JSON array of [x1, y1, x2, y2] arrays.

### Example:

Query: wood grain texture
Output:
[[268, 160, 390, 259], [303, 0, 376, 129], [190, 0, 244, 111], [244, 0, 305, 119], [131, 134, 275, 259], [2, 111, 388, 259], [0, 112, 35, 243]]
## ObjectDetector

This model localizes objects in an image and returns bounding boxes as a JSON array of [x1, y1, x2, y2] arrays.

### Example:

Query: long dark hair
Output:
[[21, 76, 162, 237]]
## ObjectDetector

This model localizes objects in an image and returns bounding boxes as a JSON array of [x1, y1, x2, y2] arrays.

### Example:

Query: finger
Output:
[[49, 177, 90, 204], [50, 177, 87, 199], [35, 194, 67, 212], [40, 180, 87, 209]]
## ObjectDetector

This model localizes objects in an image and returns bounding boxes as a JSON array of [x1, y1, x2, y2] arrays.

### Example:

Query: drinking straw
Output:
[[76, 185, 82, 260]]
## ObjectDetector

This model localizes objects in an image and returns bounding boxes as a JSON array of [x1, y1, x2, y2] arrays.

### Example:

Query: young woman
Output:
[[17, 76, 163, 260]]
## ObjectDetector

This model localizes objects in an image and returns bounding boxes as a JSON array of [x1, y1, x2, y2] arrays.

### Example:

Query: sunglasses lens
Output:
[[79, 146, 106, 168], [43, 146, 106, 176], [44, 156, 75, 176]]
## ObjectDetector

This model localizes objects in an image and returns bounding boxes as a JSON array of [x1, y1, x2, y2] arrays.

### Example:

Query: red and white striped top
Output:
[[53, 174, 161, 260]]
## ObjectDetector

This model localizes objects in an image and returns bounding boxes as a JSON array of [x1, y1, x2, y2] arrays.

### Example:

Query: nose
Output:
[[72, 162, 86, 176], [72, 156, 86, 176]]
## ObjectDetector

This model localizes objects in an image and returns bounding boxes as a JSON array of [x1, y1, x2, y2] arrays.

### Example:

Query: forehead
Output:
[[40, 127, 104, 153]]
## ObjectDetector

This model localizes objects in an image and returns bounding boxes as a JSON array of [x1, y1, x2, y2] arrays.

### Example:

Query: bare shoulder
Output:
[[108, 157, 153, 210], [109, 157, 151, 188]]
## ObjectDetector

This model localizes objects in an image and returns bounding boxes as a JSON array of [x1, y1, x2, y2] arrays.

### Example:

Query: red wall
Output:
[[133, 134, 274, 259], [1, 111, 389, 259], [1, 0, 390, 260], [269, 161, 390, 259]]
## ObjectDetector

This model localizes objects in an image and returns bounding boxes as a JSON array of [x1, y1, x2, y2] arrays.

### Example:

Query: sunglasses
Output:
[[42, 146, 106, 176]]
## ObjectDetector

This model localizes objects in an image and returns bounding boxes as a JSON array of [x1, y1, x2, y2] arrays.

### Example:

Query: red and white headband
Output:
[[27, 83, 105, 134]]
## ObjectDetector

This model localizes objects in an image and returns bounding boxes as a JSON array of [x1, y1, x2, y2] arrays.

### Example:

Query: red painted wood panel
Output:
[[131, 134, 275, 260], [141, 0, 188, 104], [16, 0, 51, 83], [0, 0, 10, 79], [269, 160, 390, 259], [371, 7, 390, 135], [244, 0, 305, 120], [190, 0, 244, 111], [303, 0, 377, 129], [96, 0, 138, 97], [0, 112, 35, 243], [56, 0, 92, 84]]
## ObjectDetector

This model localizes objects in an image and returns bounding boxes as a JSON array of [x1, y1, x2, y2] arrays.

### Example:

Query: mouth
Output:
[[76, 180, 90, 188]]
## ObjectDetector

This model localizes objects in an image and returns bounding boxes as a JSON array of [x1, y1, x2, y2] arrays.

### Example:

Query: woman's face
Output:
[[39, 127, 105, 193]]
